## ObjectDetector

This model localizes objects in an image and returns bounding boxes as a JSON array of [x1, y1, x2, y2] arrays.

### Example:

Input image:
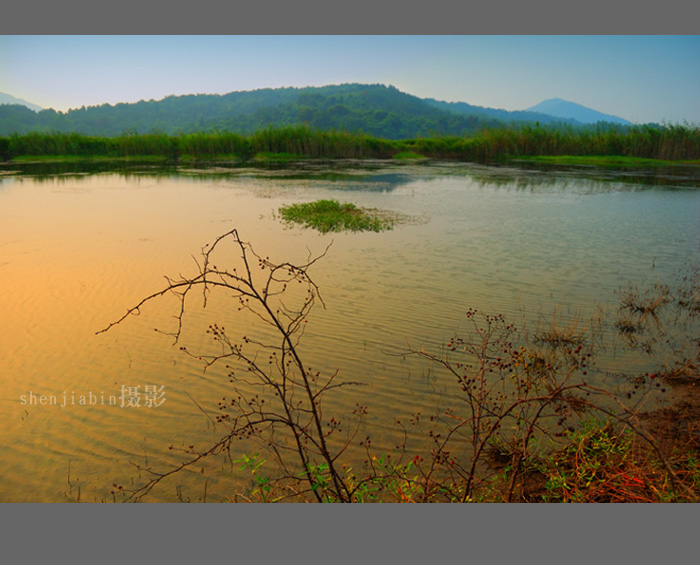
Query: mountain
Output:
[[525, 98, 631, 125], [0, 92, 43, 112], [0, 84, 500, 138], [0, 85, 631, 138], [424, 98, 580, 126]]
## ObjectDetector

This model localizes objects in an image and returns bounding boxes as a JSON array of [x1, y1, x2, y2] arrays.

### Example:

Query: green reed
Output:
[[2, 123, 698, 162]]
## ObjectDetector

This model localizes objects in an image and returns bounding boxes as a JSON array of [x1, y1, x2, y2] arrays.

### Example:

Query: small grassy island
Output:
[[278, 199, 397, 233]]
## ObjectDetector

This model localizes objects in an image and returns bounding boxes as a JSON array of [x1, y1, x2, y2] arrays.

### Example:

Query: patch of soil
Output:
[[638, 373, 700, 457]]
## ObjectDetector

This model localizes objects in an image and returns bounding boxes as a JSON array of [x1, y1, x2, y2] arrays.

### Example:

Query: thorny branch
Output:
[[98, 228, 361, 502]]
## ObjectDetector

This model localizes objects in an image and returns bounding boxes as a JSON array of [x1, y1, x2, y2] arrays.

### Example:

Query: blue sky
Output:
[[1, 35, 698, 124]]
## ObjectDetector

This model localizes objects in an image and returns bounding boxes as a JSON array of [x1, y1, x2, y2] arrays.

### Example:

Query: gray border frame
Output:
[[2, 2, 697, 562]]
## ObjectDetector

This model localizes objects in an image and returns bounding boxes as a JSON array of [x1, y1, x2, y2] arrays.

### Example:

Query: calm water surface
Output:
[[1, 161, 698, 501]]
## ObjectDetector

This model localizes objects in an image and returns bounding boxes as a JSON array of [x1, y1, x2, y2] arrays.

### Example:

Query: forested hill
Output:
[[0, 83, 592, 138]]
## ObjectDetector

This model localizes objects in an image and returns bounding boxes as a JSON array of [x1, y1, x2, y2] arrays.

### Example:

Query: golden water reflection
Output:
[[1, 164, 698, 501]]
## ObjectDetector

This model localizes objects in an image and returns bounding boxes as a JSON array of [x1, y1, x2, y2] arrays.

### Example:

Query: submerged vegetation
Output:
[[278, 199, 396, 233], [2, 122, 699, 164]]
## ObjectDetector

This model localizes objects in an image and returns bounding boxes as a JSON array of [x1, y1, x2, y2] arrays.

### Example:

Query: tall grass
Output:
[[459, 123, 700, 161], [2, 123, 699, 162]]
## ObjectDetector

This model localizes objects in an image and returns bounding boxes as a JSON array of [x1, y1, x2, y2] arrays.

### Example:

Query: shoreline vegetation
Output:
[[1, 123, 699, 165]]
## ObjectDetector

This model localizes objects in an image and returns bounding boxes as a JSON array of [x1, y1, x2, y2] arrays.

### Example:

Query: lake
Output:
[[1, 160, 698, 501]]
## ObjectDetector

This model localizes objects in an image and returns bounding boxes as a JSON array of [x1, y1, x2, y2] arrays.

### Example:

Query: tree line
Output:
[[0, 83, 584, 139]]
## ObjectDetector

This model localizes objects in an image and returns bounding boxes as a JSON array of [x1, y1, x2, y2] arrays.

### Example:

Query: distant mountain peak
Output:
[[525, 98, 631, 125], [0, 92, 43, 112]]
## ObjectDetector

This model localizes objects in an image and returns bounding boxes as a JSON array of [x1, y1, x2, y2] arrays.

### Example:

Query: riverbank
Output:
[[515, 372, 700, 503], [6, 153, 699, 168], [510, 155, 700, 167]]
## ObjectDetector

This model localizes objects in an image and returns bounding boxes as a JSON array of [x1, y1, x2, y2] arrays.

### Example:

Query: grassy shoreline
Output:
[[7, 154, 699, 168], [510, 155, 700, 167], [2, 124, 699, 164]]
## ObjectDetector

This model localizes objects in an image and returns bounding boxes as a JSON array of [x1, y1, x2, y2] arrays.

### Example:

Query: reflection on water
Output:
[[0, 161, 698, 501], [477, 161, 700, 191], [1, 159, 422, 191]]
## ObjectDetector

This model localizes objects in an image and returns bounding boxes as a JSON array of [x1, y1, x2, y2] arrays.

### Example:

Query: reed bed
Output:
[[2, 124, 698, 162]]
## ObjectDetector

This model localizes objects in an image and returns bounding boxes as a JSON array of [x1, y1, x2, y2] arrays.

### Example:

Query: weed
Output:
[[278, 199, 396, 233], [235, 453, 274, 503]]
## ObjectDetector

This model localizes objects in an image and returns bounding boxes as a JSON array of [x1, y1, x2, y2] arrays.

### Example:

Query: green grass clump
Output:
[[278, 199, 395, 233]]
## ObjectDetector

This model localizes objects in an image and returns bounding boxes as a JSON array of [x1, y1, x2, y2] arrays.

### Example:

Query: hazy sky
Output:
[[1, 35, 698, 124]]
